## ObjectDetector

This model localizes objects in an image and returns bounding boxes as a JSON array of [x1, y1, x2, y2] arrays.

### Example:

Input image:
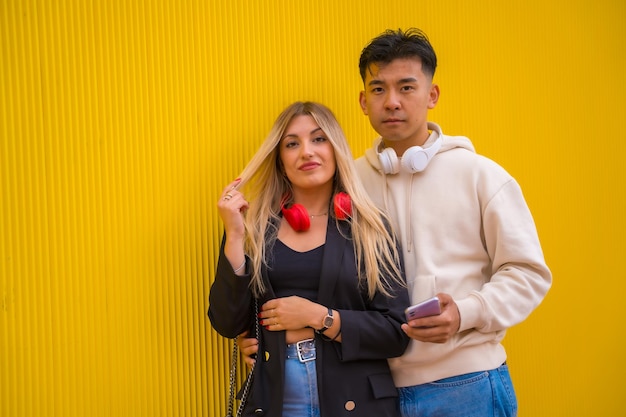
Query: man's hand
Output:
[[401, 293, 460, 343], [237, 330, 258, 367]]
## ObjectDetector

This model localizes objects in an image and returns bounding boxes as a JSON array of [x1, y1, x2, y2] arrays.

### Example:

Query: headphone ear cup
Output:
[[401, 146, 429, 173], [281, 203, 310, 232], [378, 147, 400, 174], [333, 192, 352, 220]]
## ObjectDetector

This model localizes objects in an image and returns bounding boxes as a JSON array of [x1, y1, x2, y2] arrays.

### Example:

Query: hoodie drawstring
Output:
[[406, 174, 415, 253]]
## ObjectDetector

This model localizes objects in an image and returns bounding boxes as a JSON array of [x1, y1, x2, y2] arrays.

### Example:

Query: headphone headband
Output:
[[376, 126, 442, 174]]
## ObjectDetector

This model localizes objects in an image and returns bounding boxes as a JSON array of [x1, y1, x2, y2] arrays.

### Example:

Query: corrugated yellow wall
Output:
[[1, 0, 624, 416]]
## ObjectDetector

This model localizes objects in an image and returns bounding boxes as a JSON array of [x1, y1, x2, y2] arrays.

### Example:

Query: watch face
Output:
[[323, 316, 334, 327]]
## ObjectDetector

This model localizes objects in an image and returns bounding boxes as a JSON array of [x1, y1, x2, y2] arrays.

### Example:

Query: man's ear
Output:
[[359, 91, 368, 115], [428, 84, 440, 109]]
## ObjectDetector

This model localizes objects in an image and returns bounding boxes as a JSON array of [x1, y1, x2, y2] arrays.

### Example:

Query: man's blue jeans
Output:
[[398, 363, 517, 417]]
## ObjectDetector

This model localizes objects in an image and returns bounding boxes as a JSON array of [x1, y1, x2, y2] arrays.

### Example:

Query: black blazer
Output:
[[209, 218, 410, 417]]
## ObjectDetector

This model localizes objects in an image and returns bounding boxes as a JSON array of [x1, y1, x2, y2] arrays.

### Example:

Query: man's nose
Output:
[[384, 91, 401, 110]]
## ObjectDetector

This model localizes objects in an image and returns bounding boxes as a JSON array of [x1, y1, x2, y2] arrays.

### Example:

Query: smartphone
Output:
[[405, 296, 441, 321]]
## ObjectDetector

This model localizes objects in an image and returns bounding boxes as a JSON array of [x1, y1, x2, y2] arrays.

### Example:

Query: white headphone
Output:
[[377, 133, 442, 174]]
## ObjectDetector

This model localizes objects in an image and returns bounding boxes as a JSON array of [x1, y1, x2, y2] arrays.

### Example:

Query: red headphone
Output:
[[281, 192, 352, 232]]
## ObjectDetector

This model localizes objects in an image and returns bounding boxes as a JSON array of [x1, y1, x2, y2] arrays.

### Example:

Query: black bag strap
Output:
[[226, 299, 259, 417]]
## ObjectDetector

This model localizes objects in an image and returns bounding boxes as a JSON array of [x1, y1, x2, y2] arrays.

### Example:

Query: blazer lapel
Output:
[[317, 219, 347, 305]]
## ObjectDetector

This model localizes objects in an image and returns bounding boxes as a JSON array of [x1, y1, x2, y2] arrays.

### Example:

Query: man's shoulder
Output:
[[354, 154, 368, 166]]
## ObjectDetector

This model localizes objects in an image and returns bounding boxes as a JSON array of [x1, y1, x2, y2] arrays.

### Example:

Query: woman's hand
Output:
[[259, 296, 327, 331], [217, 178, 247, 238], [217, 179, 248, 271]]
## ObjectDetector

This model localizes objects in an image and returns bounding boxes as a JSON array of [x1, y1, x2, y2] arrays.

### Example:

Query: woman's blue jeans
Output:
[[282, 340, 320, 417], [398, 363, 517, 417]]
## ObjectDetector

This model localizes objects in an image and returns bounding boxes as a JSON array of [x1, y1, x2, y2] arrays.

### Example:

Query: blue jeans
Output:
[[282, 341, 321, 417], [398, 363, 517, 417]]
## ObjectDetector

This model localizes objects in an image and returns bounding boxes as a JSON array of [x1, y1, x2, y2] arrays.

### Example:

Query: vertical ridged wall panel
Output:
[[2, 1, 216, 415]]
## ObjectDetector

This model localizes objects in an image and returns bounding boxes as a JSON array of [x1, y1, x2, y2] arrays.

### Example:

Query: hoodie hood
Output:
[[364, 122, 475, 171], [361, 122, 475, 253]]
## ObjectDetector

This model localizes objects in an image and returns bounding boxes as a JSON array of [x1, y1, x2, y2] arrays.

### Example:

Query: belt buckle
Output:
[[296, 338, 315, 363]]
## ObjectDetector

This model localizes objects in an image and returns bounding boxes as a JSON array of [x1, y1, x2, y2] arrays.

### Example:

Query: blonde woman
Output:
[[208, 101, 409, 417]]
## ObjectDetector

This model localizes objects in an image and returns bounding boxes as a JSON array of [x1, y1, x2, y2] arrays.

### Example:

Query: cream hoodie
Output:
[[354, 122, 552, 387]]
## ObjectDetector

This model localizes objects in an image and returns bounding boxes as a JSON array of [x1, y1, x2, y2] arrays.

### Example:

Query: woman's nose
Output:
[[300, 141, 314, 157]]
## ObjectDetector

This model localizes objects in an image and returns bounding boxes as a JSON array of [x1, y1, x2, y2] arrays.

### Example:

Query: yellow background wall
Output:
[[1, 0, 624, 416]]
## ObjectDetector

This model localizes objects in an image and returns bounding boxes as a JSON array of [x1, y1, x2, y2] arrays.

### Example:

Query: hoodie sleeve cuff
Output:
[[455, 294, 484, 332]]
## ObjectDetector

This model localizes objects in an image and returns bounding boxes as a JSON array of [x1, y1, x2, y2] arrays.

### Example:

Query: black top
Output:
[[268, 239, 323, 300]]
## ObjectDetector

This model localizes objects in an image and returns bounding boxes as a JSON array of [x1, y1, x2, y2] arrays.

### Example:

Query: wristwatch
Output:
[[315, 307, 334, 335]]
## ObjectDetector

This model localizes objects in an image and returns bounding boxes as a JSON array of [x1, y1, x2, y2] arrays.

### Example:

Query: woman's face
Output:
[[279, 115, 336, 194]]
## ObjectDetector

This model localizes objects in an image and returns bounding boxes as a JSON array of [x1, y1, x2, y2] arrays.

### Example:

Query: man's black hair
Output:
[[359, 28, 437, 81]]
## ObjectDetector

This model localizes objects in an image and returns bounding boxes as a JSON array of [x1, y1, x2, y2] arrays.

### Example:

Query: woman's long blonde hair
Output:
[[236, 101, 403, 299]]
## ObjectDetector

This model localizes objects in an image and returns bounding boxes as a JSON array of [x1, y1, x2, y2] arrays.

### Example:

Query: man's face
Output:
[[359, 58, 439, 152]]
